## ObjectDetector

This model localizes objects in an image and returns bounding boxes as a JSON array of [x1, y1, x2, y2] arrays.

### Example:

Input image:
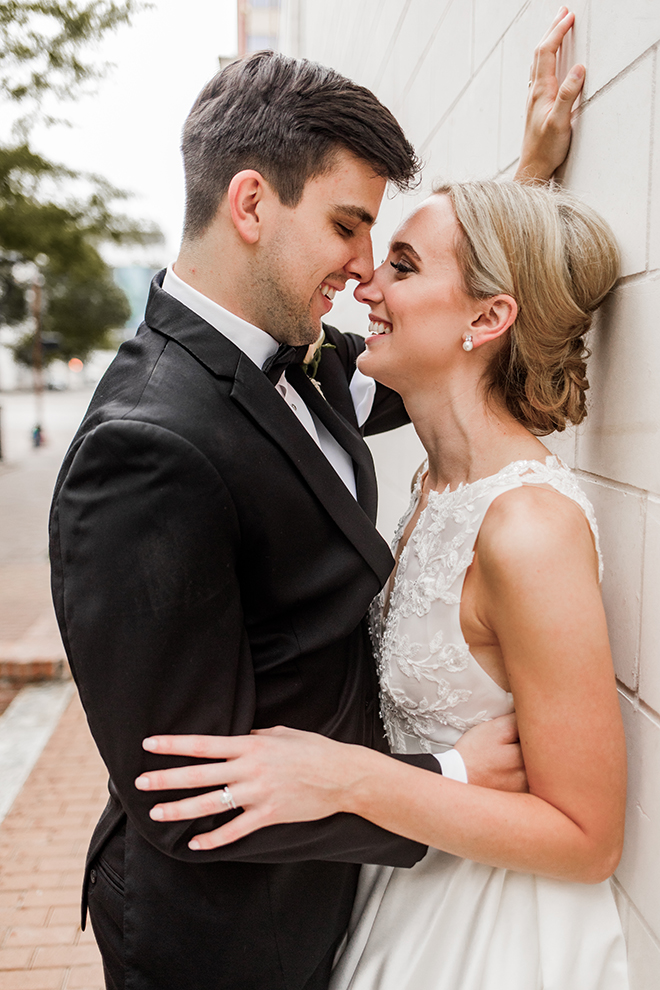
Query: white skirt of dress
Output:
[[330, 850, 628, 990]]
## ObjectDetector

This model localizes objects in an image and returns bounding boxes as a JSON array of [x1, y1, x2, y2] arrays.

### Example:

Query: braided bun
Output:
[[435, 181, 620, 435]]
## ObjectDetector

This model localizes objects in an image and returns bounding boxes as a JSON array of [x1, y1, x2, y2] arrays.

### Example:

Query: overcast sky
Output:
[[28, 0, 238, 267]]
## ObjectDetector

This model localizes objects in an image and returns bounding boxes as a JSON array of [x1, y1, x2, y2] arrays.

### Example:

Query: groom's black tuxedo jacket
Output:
[[50, 273, 441, 990]]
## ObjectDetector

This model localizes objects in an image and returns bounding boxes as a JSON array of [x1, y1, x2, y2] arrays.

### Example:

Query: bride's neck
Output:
[[401, 379, 547, 492]]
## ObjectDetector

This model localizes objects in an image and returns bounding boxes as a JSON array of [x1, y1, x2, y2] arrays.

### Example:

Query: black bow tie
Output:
[[262, 343, 309, 384]]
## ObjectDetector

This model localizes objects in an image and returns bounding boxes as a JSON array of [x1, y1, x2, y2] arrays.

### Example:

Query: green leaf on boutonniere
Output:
[[303, 330, 336, 379]]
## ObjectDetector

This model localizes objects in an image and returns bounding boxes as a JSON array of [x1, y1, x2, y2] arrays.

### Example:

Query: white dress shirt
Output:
[[163, 266, 369, 497], [161, 267, 466, 784]]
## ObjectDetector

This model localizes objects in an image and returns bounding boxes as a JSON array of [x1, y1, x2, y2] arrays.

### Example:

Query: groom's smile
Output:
[[256, 150, 387, 345]]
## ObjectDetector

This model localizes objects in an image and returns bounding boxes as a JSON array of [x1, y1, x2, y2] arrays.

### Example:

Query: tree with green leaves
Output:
[[1, 1, 145, 126], [0, 1, 161, 367]]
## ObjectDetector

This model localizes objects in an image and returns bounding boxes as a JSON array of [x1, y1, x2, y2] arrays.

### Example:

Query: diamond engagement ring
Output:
[[220, 786, 237, 811]]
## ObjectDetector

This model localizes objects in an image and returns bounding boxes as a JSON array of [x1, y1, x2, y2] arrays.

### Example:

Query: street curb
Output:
[[0, 658, 70, 682], [0, 681, 75, 825]]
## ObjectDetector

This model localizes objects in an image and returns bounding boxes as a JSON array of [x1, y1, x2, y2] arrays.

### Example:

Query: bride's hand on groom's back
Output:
[[455, 714, 528, 793]]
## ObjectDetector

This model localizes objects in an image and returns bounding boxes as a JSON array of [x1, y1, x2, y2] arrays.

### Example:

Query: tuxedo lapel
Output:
[[145, 276, 241, 380], [284, 364, 378, 520], [231, 356, 393, 583]]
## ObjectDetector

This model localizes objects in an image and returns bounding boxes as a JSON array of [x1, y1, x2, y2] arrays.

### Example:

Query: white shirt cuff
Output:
[[434, 749, 468, 783]]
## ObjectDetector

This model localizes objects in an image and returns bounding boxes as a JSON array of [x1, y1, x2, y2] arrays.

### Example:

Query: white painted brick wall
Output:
[[281, 0, 660, 981]]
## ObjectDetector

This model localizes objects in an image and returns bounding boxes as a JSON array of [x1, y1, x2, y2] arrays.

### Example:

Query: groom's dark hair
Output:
[[181, 50, 421, 239]]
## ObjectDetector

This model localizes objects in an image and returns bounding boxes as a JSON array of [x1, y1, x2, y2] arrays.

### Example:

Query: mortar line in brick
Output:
[[572, 469, 655, 500], [372, 0, 413, 92], [496, 37, 504, 173], [646, 47, 657, 269], [617, 269, 660, 287], [617, 681, 660, 727], [637, 697, 660, 728], [617, 680, 635, 707], [615, 881, 660, 953], [572, 42, 659, 122], [424, 0, 537, 152], [633, 497, 647, 697], [400, 0, 453, 104]]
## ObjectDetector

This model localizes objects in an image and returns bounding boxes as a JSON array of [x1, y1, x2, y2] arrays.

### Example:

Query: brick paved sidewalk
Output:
[[0, 692, 108, 990]]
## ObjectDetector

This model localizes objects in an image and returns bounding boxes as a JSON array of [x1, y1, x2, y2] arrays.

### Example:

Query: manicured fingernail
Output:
[[150, 806, 164, 820], [189, 839, 201, 850], [135, 775, 151, 790], [143, 737, 158, 750]]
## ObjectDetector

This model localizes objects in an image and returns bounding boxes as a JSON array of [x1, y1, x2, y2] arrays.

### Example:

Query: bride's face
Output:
[[355, 195, 479, 392]]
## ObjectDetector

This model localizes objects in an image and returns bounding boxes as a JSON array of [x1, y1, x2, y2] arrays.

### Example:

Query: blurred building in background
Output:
[[238, 0, 281, 54], [113, 267, 162, 340]]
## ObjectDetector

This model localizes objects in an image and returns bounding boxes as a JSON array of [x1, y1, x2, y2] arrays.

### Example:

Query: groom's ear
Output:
[[227, 170, 268, 244]]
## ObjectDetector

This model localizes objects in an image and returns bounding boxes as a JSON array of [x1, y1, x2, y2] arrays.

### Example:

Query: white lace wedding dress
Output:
[[330, 457, 628, 990]]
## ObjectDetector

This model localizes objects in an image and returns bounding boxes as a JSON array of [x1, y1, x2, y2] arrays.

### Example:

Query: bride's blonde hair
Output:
[[435, 180, 619, 435]]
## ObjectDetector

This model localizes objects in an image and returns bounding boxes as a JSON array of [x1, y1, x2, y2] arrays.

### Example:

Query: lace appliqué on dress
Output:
[[372, 456, 602, 754]]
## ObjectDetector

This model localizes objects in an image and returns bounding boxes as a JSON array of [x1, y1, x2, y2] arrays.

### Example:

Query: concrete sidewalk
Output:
[[0, 388, 94, 706]]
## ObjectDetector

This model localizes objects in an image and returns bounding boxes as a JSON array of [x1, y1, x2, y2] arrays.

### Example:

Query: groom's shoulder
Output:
[[322, 323, 366, 370], [76, 321, 229, 444]]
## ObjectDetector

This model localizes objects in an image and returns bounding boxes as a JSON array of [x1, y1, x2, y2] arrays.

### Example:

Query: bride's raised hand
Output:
[[515, 7, 586, 183], [135, 727, 367, 850]]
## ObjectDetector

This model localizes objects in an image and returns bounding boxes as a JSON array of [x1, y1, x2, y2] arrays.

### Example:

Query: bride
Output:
[[137, 180, 628, 988]]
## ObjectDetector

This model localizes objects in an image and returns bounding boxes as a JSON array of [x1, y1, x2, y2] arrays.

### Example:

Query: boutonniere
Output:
[[303, 329, 336, 386]]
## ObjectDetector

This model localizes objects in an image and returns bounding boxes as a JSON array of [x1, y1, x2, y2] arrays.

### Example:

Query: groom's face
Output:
[[254, 151, 387, 345]]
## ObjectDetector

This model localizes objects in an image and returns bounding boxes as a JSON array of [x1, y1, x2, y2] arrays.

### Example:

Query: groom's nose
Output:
[[344, 230, 375, 283]]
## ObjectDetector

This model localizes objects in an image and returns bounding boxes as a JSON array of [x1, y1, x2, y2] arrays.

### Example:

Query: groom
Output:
[[50, 30, 583, 990]]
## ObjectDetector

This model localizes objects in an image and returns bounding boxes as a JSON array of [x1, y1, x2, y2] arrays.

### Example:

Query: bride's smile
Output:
[[356, 195, 514, 403]]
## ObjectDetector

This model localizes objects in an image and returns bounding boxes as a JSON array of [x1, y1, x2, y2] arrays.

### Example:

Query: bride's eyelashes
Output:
[[390, 259, 415, 276]]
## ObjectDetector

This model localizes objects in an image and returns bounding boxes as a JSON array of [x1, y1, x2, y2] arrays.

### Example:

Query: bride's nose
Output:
[[354, 262, 386, 305]]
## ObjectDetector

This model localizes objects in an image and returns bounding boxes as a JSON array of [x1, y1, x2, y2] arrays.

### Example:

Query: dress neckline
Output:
[[418, 454, 564, 500]]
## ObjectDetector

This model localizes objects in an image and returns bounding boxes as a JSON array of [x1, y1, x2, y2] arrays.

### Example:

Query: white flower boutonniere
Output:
[[302, 329, 336, 394]]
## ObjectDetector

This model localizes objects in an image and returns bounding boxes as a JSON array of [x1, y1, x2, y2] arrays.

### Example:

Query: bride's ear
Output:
[[227, 170, 268, 244], [469, 295, 517, 347]]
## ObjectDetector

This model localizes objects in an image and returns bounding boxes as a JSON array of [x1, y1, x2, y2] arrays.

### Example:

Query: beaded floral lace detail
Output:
[[370, 457, 602, 754]]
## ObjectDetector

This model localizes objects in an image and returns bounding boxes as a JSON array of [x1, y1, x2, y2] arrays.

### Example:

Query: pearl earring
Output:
[[462, 335, 473, 352]]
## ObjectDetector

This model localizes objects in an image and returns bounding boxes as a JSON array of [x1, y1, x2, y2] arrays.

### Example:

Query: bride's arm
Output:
[[350, 487, 626, 883], [138, 489, 625, 883]]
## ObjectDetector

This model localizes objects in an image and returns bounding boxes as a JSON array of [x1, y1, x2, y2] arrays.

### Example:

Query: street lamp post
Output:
[[11, 257, 48, 447], [30, 273, 44, 447]]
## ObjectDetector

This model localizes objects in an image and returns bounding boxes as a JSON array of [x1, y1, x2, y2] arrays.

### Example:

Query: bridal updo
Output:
[[435, 180, 619, 435]]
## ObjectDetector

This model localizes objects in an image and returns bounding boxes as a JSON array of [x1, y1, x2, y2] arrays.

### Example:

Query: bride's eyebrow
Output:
[[390, 240, 421, 261]]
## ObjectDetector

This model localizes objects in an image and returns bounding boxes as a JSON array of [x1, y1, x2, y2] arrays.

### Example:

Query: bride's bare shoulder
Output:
[[476, 482, 599, 587]]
